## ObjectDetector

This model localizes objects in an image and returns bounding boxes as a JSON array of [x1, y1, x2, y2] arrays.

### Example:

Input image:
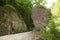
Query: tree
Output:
[[9, 0, 35, 31], [31, 0, 46, 7], [45, 0, 60, 40]]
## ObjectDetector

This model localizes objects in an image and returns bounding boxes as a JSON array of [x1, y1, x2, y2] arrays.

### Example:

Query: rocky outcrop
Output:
[[32, 6, 51, 31]]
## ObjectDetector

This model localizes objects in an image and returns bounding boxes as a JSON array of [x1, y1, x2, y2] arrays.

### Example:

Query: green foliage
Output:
[[0, 26, 8, 36], [45, 0, 60, 40], [34, 0, 60, 40], [1, 1, 60, 40], [0, 13, 4, 23], [0, 0, 6, 6], [0, 0, 35, 35], [4, 0, 35, 31], [32, 0, 46, 7], [12, 0, 35, 30]]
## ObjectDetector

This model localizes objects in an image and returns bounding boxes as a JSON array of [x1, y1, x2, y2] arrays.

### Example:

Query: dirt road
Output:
[[0, 31, 40, 40]]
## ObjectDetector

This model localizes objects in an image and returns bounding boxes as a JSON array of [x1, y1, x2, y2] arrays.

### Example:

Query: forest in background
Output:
[[0, 0, 60, 40]]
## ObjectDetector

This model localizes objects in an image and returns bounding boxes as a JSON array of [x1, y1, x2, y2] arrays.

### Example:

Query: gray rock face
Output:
[[0, 6, 27, 35], [32, 6, 51, 30]]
